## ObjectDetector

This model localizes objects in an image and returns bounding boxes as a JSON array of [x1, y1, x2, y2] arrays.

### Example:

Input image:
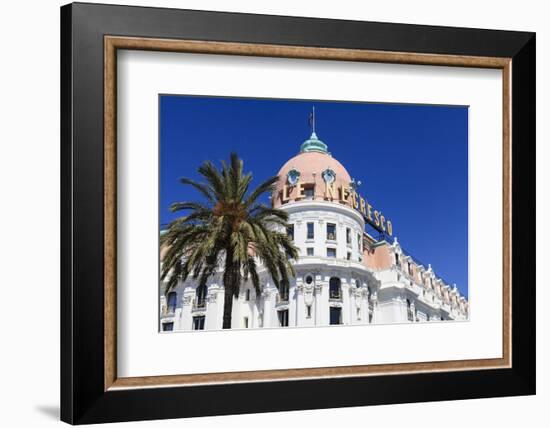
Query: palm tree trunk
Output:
[[222, 282, 234, 329], [222, 253, 240, 329]]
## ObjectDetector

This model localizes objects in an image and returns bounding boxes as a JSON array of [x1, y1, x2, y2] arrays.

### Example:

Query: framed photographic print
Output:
[[60, 2, 535, 424]]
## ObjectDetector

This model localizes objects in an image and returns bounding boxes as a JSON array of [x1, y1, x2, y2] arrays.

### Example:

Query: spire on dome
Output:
[[300, 106, 328, 153]]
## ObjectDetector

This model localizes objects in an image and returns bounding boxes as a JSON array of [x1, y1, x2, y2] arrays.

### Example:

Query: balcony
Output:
[[329, 290, 342, 302], [162, 305, 177, 317], [192, 298, 207, 312]]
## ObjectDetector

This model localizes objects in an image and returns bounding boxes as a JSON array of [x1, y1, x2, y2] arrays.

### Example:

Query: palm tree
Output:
[[161, 153, 299, 329]]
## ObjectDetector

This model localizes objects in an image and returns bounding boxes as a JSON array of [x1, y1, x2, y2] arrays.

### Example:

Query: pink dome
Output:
[[273, 151, 352, 208]]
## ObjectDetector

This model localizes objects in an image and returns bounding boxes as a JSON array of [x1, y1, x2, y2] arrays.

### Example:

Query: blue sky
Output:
[[160, 95, 468, 297]]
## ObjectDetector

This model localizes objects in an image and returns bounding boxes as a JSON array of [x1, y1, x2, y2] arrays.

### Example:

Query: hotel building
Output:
[[160, 128, 469, 331]]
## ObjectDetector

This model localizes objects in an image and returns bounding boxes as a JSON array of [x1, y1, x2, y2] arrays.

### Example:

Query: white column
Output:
[[341, 279, 351, 325], [262, 286, 276, 328], [303, 282, 315, 327], [296, 280, 305, 327], [289, 283, 297, 327], [314, 277, 325, 326], [371, 291, 379, 324], [205, 284, 223, 330], [361, 284, 369, 325], [317, 276, 330, 325], [179, 287, 195, 330]]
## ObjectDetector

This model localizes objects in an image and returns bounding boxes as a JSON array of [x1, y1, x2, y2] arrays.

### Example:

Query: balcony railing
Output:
[[329, 290, 342, 301], [163, 305, 176, 316], [276, 292, 289, 304], [192, 298, 206, 311]]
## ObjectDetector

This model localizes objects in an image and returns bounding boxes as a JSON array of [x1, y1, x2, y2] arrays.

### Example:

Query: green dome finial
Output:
[[300, 131, 328, 153], [300, 106, 328, 153]]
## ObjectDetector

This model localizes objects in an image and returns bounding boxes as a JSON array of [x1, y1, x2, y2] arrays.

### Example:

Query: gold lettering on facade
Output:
[[296, 181, 305, 199], [282, 185, 290, 202], [360, 197, 366, 215], [340, 185, 349, 202], [282, 180, 393, 235], [325, 182, 337, 200], [374, 210, 380, 227]]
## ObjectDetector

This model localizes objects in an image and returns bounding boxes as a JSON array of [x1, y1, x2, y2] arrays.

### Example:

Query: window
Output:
[[195, 284, 207, 308], [192, 315, 205, 330], [278, 309, 289, 327], [406, 299, 414, 321], [327, 223, 336, 241], [167, 291, 177, 313], [243, 317, 249, 328], [245, 289, 250, 301], [356, 307, 361, 320], [306, 247, 314, 256], [357, 233, 362, 251], [287, 224, 294, 241], [305, 275, 313, 284], [408, 262, 413, 276], [307, 222, 314, 240], [306, 305, 312, 318], [327, 248, 336, 258], [329, 277, 341, 299], [426, 314, 430, 322], [330, 307, 342, 325], [304, 186, 314, 199], [346, 252, 351, 260], [346, 227, 351, 245], [162, 322, 174, 331], [395, 252, 400, 267]]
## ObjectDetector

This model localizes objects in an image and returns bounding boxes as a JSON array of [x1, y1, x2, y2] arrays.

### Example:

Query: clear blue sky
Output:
[[160, 95, 468, 297]]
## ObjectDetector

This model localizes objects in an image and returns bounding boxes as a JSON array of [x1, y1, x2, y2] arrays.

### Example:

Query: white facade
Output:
[[160, 199, 468, 331]]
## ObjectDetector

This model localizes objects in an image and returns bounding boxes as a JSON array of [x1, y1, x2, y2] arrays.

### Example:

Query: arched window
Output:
[[329, 277, 341, 299], [196, 284, 207, 308], [167, 291, 177, 313]]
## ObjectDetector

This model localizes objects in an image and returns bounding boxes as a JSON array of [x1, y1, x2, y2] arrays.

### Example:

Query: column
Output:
[[341, 278, 351, 325], [205, 284, 224, 330], [317, 275, 330, 325], [179, 287, 195, 331], [295, 280, 305, 327], [262, 285, 276, 328]]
